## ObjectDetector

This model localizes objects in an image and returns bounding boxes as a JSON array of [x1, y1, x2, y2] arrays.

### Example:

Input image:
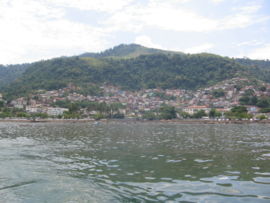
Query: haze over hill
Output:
[[1, 44, 270, 100]]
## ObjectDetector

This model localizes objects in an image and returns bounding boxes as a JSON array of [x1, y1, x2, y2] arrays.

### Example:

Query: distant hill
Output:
[[79, 44, 182, 58], [1, 44, 270, 100]]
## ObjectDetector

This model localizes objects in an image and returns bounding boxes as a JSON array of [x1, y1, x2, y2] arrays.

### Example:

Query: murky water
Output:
[[0, 122, 270, 202]]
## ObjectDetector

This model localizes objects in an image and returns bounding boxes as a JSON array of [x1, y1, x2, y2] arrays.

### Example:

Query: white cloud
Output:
[[0, 0, 107, 64], [135, 35, 164, 49], [248, 44, 270, 59], [221, 2, 268, 30], [238, 5, 261, 13], [185, 43, 214, 53], [47, 0, 134, 13], [0, 0, 269, 64], [104, 2, 218, 32], [103, 0, 269, 33], [210, 0, 224, 3], [236, 40, 264, 47]]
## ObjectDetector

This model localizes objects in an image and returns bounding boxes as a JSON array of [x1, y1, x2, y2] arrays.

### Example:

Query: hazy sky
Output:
[[0, 0, 269, 64]]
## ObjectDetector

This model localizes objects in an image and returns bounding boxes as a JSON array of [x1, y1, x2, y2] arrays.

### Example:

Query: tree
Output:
[[159, 105, 177, 120], [209, 109, 221, 118], [179, 111, 191, 119], [259, 108, 270, 113], [111, 113, 125, 119], [192, 110, 207, 119], [256, 98, 270, 108], [0, 101, 4, 108], [212, 89, 225, 98], [239, 95, 258, 105], [243, 89, 255, 97], [259, 86, 267, 92], [225, 106, 252, 119], [231, 106, 247, 114], [256, 115, 267, 120], [68, 103, 79, 113], [142, 111, 157, 120]]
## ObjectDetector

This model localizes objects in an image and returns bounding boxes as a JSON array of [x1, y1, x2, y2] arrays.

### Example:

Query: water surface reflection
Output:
[[0, 122, 269, 202]]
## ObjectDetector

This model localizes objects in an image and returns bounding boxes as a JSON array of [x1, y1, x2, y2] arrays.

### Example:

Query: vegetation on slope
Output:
[[0, 64, 29, 88], [3, 52, 244, 99], [1, 44, 270, 101], [79, 44, 181, 59], [236, 58, 270, 83]]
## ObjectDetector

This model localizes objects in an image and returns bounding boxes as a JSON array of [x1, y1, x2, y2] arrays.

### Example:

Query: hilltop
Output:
[[79, 44, 182, 58]]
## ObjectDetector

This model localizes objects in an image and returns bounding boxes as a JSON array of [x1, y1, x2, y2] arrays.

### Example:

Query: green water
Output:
[[0, 122, 269, 202]]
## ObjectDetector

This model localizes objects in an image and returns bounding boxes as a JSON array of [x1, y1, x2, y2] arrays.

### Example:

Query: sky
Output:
[[0, 0, 270, 64]]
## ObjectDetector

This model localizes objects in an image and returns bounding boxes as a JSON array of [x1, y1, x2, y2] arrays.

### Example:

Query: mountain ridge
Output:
[[79, 43, 183, 59]]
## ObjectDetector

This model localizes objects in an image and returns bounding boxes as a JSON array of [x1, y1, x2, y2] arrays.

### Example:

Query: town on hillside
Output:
[[1, 77, 270, 121]]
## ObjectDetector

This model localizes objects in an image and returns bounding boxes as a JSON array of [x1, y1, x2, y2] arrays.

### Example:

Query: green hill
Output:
[[3, 53, 244, 99], [1, 44, 270, 100], [0, 64, 29, 88], [236, 58, 270, 83], [79, 44, 182, 58]]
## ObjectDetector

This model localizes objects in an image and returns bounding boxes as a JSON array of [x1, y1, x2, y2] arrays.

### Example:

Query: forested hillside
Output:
[[1, 44, 270, 100], [0, 64, 29, 88], [3, 52, 244, 99], [236, 58, 270, 83]]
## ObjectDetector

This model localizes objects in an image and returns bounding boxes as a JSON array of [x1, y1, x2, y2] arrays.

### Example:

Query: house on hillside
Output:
[[46, 107, 68, 116], [10, 98, 27, 109], [183, 105, 210, 115]]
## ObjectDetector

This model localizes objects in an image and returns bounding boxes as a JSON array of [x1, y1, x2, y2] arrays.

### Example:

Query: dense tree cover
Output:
[[142, 111, 158, 120], [3, 51, 244, 96], [212, 89, 225, 98], [0, 107, 25, 118], [236, 58, 270, 70], [257, 98, 270, 108], [142, 105, 177, 120], [0, 107, 48, 119], [53, 100, 125, 119], [239, 89, 258, 106], [225, 106, 252, 119], [209, 109, 222, 118], [3, 57, 101, 99], [256, 114, 268, 120], [2, 45, 270, 101], [239, 96, 258, 105], [239, 91, 270, 112], [259, 108, 270, 113], [2, 52, 244, 99], [192, 110, 207, 119], [103, 53, 243, 90], [159, 105, 177, 120], [0, 64, 29, 88], [236, 58, 270, 83]]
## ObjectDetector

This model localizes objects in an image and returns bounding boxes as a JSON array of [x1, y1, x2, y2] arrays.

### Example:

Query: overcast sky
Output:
[[0, 0, 269, 64]]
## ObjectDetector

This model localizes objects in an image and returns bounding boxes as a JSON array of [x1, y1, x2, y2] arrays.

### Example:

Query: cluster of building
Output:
[[5, 77, 270, 118]]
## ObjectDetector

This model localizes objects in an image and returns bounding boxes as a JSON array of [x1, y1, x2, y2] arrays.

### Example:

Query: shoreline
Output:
[[0, 118, 270, 124]]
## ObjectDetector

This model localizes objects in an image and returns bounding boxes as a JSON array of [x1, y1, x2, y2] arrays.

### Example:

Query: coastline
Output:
[[0, 118, 270, 124]]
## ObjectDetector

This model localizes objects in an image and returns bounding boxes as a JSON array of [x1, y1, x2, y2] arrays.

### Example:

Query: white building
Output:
[[46, 107, 68, 116], [183, 106, 210, 115], [26, 106, 41, 113]]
